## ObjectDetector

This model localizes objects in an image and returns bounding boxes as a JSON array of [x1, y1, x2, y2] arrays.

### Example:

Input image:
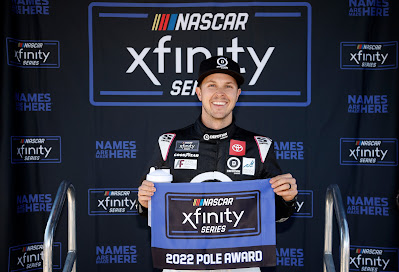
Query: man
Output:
[[137, 56, 298, 271]]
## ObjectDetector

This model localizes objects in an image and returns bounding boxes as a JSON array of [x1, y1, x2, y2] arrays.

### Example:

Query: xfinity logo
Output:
[[182, 207, 244, 229], [11, 136, 61, 164], [17, 144, 52, 158], [349, 145, 387, 161], [350, 50, 388, 65], [340, 41, 397, 70], [7, 38, 60, 68], [349, 245, 398, 272], [126, 35, 273, 86], [89, 2, 311, 107], [175, 140, 199, 152], [340, 138, 398, 166], [8, 242, 61, 272], [88, 189, 138, 215], [350, 250, 391, 270], [165, 191, 260, 238], [97, 197, 135, 210]]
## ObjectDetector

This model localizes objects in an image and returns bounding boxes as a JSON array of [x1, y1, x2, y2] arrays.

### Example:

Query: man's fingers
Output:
[[269, 173, 293, 184], [139, 180, 156, 193], [273, 173, 293, 179], [138, 195, 152, 201], [142, 180, 156, 188], [270, 178, 296, 189], [273, 183, 297, 193]]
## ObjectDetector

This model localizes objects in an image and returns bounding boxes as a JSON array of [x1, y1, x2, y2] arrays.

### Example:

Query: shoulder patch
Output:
[[254, 136, 272, 163], [158, 133, 176, 161]]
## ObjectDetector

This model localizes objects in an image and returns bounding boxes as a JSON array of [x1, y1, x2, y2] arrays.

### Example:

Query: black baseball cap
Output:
[[197, 56, 244, 87]]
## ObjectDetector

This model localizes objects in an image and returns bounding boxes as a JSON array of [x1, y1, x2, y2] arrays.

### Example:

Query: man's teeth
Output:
[[213, 101, 226, 105]]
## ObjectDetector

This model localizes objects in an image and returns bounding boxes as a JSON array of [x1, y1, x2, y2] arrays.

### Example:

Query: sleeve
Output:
[[262, 140, 297, 222]]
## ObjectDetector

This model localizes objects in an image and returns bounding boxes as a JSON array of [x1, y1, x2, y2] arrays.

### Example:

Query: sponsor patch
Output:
[[175, 140, 199, 152], [254, 136, 272, 163], [229, 140, 246, 156], [174, 153, 199, 158], [203, 132, 228, 141], [159, 133, 176, 161], [242, 157, 255, 176], [174, 159, 197, 169], [227, 157, 241, 175]]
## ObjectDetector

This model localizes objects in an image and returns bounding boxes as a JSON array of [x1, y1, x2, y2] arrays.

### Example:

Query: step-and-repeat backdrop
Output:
[[1, 1, 398, 271]]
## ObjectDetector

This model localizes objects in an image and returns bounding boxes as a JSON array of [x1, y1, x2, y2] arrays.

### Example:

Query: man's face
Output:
[[196, 73, 241, 125]]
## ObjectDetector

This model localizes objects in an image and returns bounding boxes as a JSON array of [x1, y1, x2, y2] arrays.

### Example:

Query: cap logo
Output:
[[216, 57, 228, 69]]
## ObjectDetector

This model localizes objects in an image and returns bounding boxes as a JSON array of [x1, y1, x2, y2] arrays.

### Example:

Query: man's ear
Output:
[[195, 86, 202, 101], [236, 88, 242, 101]]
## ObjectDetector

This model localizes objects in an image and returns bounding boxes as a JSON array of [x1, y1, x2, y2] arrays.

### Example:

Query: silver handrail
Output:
[[323, 184, 350, 272], [43, 180, 77, 272]]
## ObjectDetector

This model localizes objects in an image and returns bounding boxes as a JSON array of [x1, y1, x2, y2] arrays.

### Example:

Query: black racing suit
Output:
[[138, 117, 296, 222]]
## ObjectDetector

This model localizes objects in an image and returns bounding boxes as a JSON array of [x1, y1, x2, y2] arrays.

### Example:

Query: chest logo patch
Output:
[[175, 140, 199, 152], [229, 140, 246, 156], [174, 159, 198, 170], [242, 157, 256, 176]]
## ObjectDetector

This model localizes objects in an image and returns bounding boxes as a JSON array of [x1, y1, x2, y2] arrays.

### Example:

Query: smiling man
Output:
[[137, 56, 298, 272]]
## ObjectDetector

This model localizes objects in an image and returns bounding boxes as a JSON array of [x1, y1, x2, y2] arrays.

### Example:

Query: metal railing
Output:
[[323, 184, 350, 272], [43, 180, 77, 272]]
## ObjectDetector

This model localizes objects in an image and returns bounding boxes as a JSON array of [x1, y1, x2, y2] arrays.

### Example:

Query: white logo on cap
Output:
[[216, 57, 228, 69]]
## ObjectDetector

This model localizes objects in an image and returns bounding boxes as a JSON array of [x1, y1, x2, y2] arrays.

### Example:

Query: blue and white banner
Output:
[[151, 179, 276, 270]]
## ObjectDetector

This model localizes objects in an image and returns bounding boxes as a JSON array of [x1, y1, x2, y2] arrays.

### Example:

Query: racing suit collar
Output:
[[195, 116, 237, 141]]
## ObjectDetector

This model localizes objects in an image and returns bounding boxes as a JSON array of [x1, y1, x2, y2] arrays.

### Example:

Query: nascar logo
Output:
[[151, 13, 249, 31], [193, 198, 234, 206]]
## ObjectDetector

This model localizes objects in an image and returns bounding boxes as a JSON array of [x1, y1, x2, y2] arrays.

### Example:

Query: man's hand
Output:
[[270, 173, 298, 202], [138, 180, 156, 208]]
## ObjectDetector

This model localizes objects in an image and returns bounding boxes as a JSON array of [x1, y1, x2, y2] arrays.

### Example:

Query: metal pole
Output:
[[67, 185, 76, 272], [43, 181, 77, 272], [333, 186, 350, 272], [324, 186, 334, 272], [323, 184, 350, 272]]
